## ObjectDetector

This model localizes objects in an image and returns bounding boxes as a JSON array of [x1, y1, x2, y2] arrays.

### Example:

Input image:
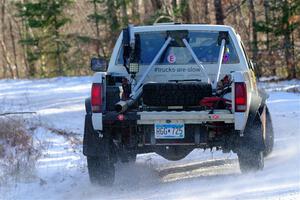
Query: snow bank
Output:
[[0, 117, 40, 185]]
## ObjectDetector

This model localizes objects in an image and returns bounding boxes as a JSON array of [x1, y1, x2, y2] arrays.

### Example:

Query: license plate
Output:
[[154, 123, 185, 139]]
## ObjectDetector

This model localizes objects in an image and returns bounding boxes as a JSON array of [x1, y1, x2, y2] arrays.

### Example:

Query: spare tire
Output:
[[143, 82, 212, 106]]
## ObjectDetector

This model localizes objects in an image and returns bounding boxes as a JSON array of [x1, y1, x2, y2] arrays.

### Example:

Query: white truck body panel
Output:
[[92, 113, 103, 130], [91, 72, 105, 131], [92, 24, 256, 132], [137, 110, 234, 125], [108, 25, 249, 82]]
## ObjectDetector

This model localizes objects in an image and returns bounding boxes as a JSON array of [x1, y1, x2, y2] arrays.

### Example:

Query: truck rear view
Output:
[[83, 24, 274, 185]]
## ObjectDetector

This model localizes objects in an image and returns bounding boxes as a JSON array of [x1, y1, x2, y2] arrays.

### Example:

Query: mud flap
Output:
[[240, 117, 265, 152], [83, 114, 112, 158], [240, 94, 265, 152]]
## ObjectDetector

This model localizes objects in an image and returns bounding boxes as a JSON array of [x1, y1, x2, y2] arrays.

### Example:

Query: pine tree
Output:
[[87, 0, 106, 57], [255, 0, 300, 79], [86, 0, 121, 56], [16, 0, 73, 77]]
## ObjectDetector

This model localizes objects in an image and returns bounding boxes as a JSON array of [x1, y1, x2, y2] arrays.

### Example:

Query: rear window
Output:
[[116, 31, 239, 65]]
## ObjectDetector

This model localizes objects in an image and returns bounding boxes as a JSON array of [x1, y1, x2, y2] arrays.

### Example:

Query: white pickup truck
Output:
[[83, 24, 274, 185]]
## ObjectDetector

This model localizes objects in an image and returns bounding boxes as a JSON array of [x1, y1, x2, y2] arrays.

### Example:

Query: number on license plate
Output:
[[154, 123, 185, 139]]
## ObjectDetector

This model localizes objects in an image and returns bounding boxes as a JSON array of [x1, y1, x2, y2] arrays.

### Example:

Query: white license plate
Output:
[[154, 123, 185, 139]]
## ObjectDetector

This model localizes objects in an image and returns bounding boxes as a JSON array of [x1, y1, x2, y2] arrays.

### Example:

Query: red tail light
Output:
[[91, 83, 102, 113], [235, 82, 247, 112]]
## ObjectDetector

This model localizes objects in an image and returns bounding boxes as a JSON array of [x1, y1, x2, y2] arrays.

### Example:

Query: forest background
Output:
[[0, 0, 299, 79]]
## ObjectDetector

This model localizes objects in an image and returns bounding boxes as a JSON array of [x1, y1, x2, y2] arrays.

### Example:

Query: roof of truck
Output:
[[133, 24, 236, 33]]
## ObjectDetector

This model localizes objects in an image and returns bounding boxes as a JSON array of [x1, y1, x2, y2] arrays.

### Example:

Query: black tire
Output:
[[87, 156, 115, 186], [263, 107, 274, 157], [238, 150, 264, 173], [238, 115, 265, 173], [143, 82, 212, 106], [83, 114, 116, 185]]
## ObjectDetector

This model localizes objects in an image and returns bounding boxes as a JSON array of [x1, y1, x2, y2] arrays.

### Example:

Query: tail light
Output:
[[235, 82, 247, 112], [91, 83, 102, 113]]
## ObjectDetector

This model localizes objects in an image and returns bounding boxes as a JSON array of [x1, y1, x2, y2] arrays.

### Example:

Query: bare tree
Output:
[[131, 0, 140, 24], [150, 0, 163, 10], [214, 0, 225, 24], [0, 0, 14, 78], [263, 0, 270, 50], [248, 0, 259, 74], [9, 19, 19, 78], [204, 0, 210, 23], [120, 0, 129, 26]]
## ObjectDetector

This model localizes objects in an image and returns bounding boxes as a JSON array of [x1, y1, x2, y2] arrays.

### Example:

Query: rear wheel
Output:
[[87, 156, 115, 186], [84, 114, 116, 186], [263, 106, 274, 157], [238, 149, 264, 173], [238, 115, 265, 173]]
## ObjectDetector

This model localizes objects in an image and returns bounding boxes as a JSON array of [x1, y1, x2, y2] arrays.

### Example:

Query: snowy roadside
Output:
[[259, 78, 300, 93], [0, 77, 299, 200]]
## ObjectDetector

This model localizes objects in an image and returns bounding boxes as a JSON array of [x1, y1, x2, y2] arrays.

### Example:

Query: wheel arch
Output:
[[241, 91, 267, 151]]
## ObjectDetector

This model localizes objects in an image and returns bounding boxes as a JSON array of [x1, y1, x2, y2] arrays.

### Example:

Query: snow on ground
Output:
[[0, 77, 299, 200]]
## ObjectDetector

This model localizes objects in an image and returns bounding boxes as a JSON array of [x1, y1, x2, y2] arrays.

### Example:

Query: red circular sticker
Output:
[[212, 114, 220, 119], [167, 53, 176, 64]]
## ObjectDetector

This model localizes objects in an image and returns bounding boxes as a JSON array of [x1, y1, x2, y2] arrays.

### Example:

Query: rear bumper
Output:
[[97, 110, 234, 128], [99, 110, 235, 147], [137, 110, 234, 124]]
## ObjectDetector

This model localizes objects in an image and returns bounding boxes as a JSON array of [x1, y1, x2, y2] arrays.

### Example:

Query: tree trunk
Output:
[[1, 0, 7, 77], [131, 0, 140, 24], [106, 0, 120, 49], [236, 2, 250, 41], [284, 33, 295, 79], [214, 0, 224, 24], [263, 0, 275, 76], [150, 0, 162, 10], [1, 0, 14, 78], [0, 40, 14, 78], [120, 0, 129, 26], [204, 0, 210, 24], [248, 0, 259, 76], [16, 0, 30, 77], [171, 0, 177, 21], [92, 0, 100, 56], [24, 26, 36, 77], [282, 0, 296, 79], [9, 19, 19, 78], [263, 0, 270, 50], [180, 0, 190, 23], [54, 14, 63, 76]]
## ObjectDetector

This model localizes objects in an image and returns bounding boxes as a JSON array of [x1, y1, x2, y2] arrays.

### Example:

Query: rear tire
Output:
[[238, 149, 264, 173], [87, 156, 115, 186], [263, 106, 274, 157], [238, 115, 265, 173]]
